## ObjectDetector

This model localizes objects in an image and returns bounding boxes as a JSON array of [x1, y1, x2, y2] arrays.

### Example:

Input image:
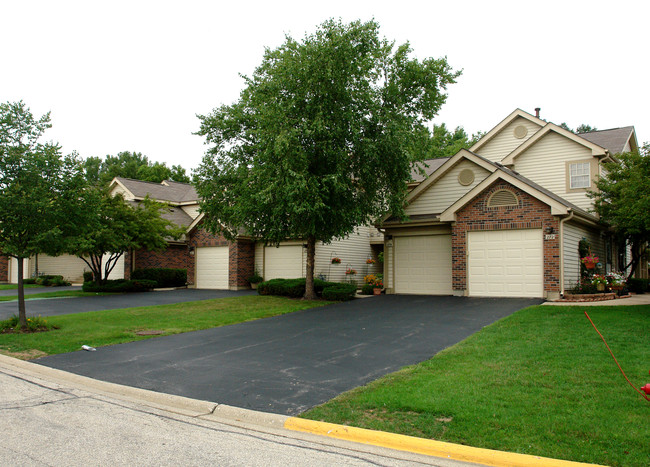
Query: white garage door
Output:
[[9, 257, 30, 283], [195, 246, 229, 289], [394, 235, 452, 294], [468, 229, 543, 297], [264, 245, 303, 280], [38, 254, 88, 282]]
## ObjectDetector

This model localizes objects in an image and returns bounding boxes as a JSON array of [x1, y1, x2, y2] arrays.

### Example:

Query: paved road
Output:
[[0, 288, 255, 320], [0, 285, 81, 297], [1, 359, 471, 466], [37, 295, 541, 415]]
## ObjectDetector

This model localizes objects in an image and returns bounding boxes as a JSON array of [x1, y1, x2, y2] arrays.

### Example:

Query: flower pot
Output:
[[585, 262, 596, 270], [251, 283, 258, 290], [373, 288, 381, 295], [596, 283, 605, 292]]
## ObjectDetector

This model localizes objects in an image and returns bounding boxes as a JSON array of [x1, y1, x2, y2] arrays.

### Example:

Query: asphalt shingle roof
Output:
[[578, 127, 635, 154], [115, 177, 198, 203]]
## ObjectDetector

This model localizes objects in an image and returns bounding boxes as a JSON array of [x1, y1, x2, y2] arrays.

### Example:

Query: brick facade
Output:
[[451, 181, 561, 295], [0, 255, 8, 282], [132, 244, 195, 284]]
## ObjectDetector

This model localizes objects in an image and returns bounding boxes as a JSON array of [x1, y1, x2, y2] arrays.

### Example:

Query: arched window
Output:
[[487, 189, 518, 208]]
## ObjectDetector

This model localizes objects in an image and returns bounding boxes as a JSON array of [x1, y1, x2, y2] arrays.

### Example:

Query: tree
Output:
[[65, 190, 185, 284], [0, 101, 88, 328], [194, 19, 460, 299], [425, 123, 482, 159], [82, 151, 191, 186], [591, 143, 650, 279], [558, 122, 598, 134]]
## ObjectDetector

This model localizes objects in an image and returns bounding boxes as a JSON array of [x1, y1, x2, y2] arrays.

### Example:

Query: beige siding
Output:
[[385, 239, 394, 291], [512, 132, 596, 211], [315, 225, 380, 284], [406, 160, 491, 215], [254, 243, 264, 277], [476, 117, 542, 162], [109, 184, 133, 200], [36, 254, 89, 282], [181, 204, 201, 220], [563, 222, 605, 290]]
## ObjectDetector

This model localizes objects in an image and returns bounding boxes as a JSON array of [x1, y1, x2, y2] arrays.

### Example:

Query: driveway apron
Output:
[[37, 295, 541, 415]]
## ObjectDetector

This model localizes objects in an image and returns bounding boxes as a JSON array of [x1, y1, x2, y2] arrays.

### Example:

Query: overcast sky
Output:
[[2, 0, 647, 173]]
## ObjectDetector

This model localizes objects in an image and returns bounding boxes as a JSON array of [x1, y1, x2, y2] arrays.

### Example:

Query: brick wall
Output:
[[133, 244, 195, 284], [0, 255, 8, 282], [452, 181, 561, 294]]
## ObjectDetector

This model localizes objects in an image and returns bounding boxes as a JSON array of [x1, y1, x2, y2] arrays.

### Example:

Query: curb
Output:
[[1, 354, 603, 466], [283, 418, 602, 467]]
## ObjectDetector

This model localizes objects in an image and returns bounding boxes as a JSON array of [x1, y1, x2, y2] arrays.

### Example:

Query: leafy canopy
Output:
[[83, 151, 190, 186], [194, 19, 460, 246], [0, 100, 88, 327], [591, 143, 650, 276]]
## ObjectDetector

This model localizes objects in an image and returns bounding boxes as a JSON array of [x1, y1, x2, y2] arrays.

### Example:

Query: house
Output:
[[380, 109, 638, 299], [1, 176, 382, 287]]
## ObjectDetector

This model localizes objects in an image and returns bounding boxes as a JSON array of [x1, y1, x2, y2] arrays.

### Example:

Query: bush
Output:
[[626, 278, 650, 294], [361, 284, 375, 295], [83, 271, 93, 283], [256, 278, 342, 298], [82, 279, 157, 293], [322, 283, 357, 301], [23, 278, 37, 284], [34, 275, 71, 287], [131, 268, 187, 288], [567, 279, 597, 295]]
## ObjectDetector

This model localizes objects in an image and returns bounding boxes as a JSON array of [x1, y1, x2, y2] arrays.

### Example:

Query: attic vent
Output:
[[488, 189, 518, 208], [513, 125, 528, 139], [458, 169, 475, 186]]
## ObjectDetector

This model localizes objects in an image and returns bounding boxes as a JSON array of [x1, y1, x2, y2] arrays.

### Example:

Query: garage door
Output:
[[394, 235, 452, 294], [264, 245, 303, 280], [9, 257, 30, 283], [468, 229, 543, 297], [195, 246, 229, 289], [38, 254, 88, 282]]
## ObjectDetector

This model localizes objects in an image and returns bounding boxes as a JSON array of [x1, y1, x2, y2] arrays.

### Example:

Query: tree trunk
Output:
[[17, 257, 27, 329], [303, 235, 317, 300]]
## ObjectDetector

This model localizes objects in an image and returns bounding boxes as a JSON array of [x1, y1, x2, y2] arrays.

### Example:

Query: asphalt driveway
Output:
[[37, 295, 541, 415], [0, 288, 255, 320]]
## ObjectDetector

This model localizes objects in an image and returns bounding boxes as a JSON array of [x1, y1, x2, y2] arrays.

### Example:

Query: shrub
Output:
[[627, 278, 650, 294], [322, 283, 357, 301], [82, 279, 157, 293], [131, 268, 187, 288], [83, 271, 93, 283], [34, 275, 70, 287], [0, 315, 58, 333], [360, 284, 375, 295], [257, 278, 341, 298], [567, 279, 597, 295], [248, 270, 263, 284], [23, 278, 37, 284]]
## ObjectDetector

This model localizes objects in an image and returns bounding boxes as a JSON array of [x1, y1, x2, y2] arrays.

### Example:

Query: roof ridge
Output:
[[577, 126, 634, 135]]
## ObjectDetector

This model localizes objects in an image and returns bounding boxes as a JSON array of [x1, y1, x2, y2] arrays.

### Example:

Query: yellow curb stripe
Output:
[[284, 417, 602, 467]]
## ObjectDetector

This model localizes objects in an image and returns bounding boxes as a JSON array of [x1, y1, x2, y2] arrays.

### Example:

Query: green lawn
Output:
[[0, 290, 106, 302], [0, 284, 43, 290], [0, 295, 329, 358], [302, 305, 650, 467]]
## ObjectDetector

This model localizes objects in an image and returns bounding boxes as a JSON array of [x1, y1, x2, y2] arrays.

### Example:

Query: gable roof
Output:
[[469, 108, 546, 154], [578, 126, 637, 154], [110, 177, 198, 204], [409, 158, 449, 184], [500, 122, 608, 165]]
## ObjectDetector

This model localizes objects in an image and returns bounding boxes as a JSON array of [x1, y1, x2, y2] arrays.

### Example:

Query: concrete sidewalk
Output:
[[543, 293, 650, 306]]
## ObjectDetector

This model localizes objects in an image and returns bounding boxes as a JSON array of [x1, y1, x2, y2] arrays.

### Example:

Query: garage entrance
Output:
[[195, 246, 229, 289], [468, 229, 543, 297], [394, 235, 452, 294]]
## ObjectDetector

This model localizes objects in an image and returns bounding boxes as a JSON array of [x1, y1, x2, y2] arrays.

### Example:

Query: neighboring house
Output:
[[380, 108, 638, 298], [1, 176, 383, 288]]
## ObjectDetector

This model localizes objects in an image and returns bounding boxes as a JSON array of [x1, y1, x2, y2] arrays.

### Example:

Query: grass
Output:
[[0, 290, 107, 302], [0, 284, 44, 290], [0, 295, 329, 358], [302, 305, 650, 467]]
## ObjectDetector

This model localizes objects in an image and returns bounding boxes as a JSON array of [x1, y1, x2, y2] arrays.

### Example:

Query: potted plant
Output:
[[331, 257, 341, 264], [581, 254, 599, 270], [345, 268, 357, 275], [366, 258, 376, 265], [591, 274, 607, 292], [248, 270, 263, 290]]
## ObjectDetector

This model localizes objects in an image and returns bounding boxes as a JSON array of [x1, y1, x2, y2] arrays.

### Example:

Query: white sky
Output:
[[2, 0, 648, 172]]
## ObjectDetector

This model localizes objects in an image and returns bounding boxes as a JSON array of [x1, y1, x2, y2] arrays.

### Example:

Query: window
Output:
[[569, 162, 590, 189], [487, 189, 518, 208]]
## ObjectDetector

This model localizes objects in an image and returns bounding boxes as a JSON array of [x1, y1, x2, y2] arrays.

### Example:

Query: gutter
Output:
[[559, 209, 575, 296]]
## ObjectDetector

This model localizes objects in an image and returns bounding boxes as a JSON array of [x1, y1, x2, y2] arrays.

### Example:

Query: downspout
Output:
[[559, 209, 575, 296]]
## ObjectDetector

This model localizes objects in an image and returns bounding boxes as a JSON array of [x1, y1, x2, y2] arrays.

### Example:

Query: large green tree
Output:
[[83, 151, 190, 186], [591, 143, 650, 279], [425, 123, 483, 159], [0, 101, 88, 327], [65, 190, 185, 284], [194, 19, 460, 299]]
